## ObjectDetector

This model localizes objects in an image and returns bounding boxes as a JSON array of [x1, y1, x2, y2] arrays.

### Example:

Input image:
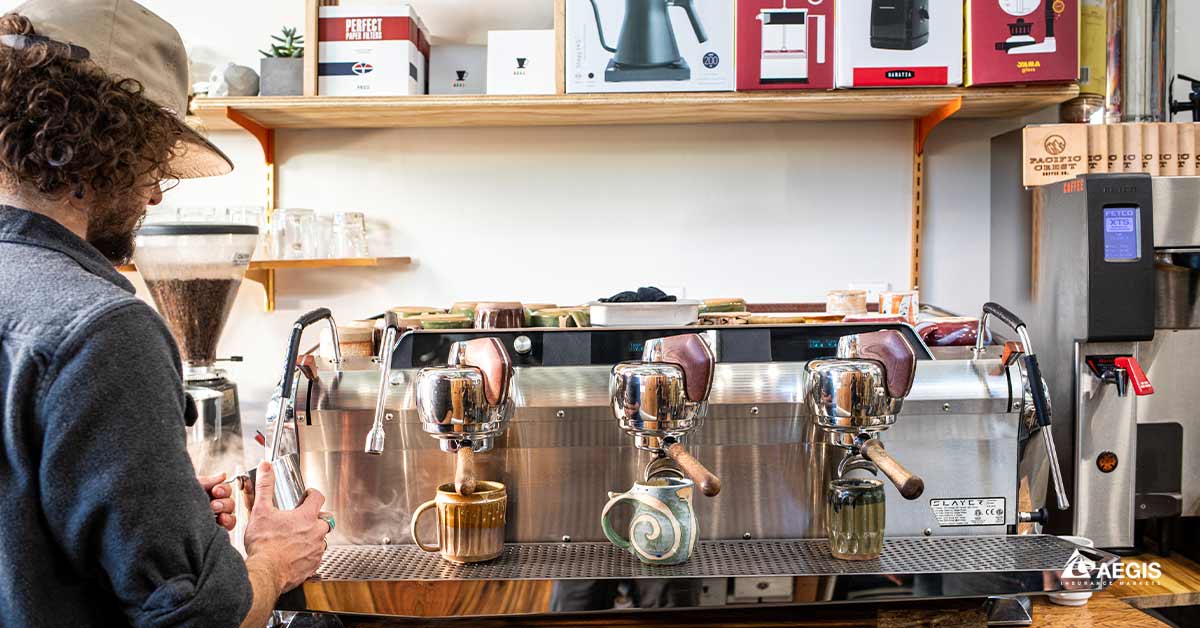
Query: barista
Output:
[[0, 1, 329, 626]]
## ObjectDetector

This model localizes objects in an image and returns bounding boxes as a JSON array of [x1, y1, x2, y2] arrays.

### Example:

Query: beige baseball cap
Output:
[[9, 0, 233, 178]]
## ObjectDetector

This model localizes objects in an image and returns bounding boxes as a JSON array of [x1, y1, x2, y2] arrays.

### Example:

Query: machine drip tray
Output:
[[316, 535, 1115, 583]]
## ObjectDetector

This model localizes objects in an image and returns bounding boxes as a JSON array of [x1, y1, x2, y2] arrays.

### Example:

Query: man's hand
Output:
[[198, 472, 237, 531], [243, 461, 330, 592]]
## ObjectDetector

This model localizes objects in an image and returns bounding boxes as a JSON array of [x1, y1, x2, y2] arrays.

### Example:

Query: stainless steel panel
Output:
[[1137, 329, 1200, 516], [1153, 177, 1200, 249], [1074, 341, 1140, 548], [299, 359, 1019, 545]]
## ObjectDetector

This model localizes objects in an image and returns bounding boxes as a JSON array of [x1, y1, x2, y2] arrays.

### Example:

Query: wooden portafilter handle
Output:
[[455, 446, 477, 496], [665, 441, 721, 497], [860, 438, 923, 500]]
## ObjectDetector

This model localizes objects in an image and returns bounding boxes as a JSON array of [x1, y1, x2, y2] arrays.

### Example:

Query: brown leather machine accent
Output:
[[851, 330, 916, 399], [649, 334, 715, 403], [456, 337, 513, 407]]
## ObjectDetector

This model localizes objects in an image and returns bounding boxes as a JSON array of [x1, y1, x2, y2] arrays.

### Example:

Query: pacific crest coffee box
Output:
[[1022, 124, 1088, 187], [1087, 125, 1107, 173], [966, 0, 1079, 86], [736, 0, 834, 90], [1142, 123, 1160, 176], [1122, 123, 1142, 173], [1159, 123, 1178, 176], [1180, 124, 1197, 176], [1107, 124, 1123, 172], [318, 2, 430, 96]]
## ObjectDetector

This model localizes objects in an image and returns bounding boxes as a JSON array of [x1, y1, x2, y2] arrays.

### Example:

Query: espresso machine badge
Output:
[[929, 497, 1006, 527]]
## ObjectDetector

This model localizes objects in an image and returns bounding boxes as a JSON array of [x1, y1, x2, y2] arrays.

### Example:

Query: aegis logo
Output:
[[886, 70, 915, 80]]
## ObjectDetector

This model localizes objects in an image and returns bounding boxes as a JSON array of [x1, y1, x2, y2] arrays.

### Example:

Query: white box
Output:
[[486, 30, 557, 95], [318, 2, 430, 96], [429, 45, 487, 95], [835, 0, 962, 88], [566, 0, 734, 93]]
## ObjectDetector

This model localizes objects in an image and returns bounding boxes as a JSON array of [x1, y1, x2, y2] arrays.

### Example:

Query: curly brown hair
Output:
[[0, 12, 182, 208]]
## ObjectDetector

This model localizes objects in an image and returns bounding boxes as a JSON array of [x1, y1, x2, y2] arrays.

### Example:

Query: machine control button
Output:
[[513, 335, 533, 355], [1097, 451, 1119, 473], [1113, 356, 1154, 395]]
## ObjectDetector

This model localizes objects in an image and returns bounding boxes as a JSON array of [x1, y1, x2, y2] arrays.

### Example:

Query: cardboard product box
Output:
[[429, 45, 487, 95], [318, 2, 430, 96], [566, 0, 735, 93], [1142, 122, 1160, 176], [1122, 123, 1142, 173], [1158, 123, 1178, 176], [1087, 124, 1107, 173], [1022, 124, 1087, 187], [1079, 0, 1106, 95], [487, 30, 557, 95], [835, 0, 962, 88], [1180, 124, 1196, 176], [736, 0, 834, 90], [966, 0, 1078, 86], [1106, 123, 1123, 172]]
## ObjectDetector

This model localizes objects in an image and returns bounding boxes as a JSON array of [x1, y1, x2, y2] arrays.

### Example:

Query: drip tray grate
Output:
[[316, 535, 1092, 582]]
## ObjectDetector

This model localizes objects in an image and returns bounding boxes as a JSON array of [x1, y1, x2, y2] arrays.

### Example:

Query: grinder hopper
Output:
[[133, 223, 259, 377]]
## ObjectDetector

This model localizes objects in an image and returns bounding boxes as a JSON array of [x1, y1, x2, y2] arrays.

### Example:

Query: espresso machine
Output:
[[586, 0, 709, 81], [284, 319, 1117, 620], [133, 223, 258, 474], [989, 156, 1200, 555]]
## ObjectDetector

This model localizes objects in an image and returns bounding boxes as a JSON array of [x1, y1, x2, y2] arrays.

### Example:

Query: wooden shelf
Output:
[[118, 257, 412, 311], [116, 256, 411, 273], [189, 85, 1080, 131]]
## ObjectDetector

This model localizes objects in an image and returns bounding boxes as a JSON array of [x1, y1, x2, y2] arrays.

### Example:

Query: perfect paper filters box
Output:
[[318, 2, 430, 96]]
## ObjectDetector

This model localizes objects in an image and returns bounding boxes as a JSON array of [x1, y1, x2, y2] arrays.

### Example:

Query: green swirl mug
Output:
[[601, 477, 697, 565]]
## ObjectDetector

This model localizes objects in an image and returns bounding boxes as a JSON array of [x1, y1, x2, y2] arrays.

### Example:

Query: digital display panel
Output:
[[1103, 206, 1141, 262]]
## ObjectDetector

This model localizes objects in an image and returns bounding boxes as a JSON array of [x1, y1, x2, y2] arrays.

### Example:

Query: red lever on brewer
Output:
[[1113, 357, 1154, 396]]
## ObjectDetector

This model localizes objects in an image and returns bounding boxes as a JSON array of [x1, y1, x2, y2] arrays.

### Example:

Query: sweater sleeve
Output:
[[35, 301, 253, 627]]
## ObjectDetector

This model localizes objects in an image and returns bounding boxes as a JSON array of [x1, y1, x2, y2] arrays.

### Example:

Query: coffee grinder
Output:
[[133, 223, 259, 473]]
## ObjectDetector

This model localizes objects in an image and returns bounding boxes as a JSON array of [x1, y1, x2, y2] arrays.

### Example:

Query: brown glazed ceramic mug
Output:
[[410, 481, 507, 563]]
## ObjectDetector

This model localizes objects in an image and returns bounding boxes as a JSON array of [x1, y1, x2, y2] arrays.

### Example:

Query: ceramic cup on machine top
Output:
[[601, 477, 697, 566], [827, 478, 886, 561], [410, 481, 507, 564]]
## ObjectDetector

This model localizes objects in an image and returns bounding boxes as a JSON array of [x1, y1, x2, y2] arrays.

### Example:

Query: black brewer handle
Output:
[[983, 302, 1026, 332], [296, 307, 333, 328], [383, 309, 402, 332], [1023, 355, 1052, 428]]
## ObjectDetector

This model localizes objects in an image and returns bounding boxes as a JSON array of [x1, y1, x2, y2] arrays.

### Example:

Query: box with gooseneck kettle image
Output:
[[566, 0, 735, 93]]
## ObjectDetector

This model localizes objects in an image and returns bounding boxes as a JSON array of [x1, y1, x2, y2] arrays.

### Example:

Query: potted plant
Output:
[[259, 27, 304, 96]]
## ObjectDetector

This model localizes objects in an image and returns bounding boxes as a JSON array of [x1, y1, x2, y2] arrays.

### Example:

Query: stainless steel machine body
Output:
[[287, 322, 1119, 617], [990, 146, 1200, 551]]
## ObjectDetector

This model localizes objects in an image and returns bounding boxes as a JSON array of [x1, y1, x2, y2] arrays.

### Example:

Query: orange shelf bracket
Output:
[[910, 97, 963, 290], [224, 106, 279, 311]]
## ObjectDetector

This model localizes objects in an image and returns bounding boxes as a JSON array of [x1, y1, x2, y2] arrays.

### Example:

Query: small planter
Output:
[[260, 57, 303, 96]]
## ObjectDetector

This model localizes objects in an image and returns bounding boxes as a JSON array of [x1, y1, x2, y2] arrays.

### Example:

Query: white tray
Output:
[[588, 300, 700, 327]]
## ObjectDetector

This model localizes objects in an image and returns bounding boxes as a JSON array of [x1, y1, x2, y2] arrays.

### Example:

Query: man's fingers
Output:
[[210, 483, 230, 499], [197, 472, 226, 491], [210, 497, 235, 515], [252, 462, 276, 514], [299, 488, 326, 514], [216, 513, 236, 531]]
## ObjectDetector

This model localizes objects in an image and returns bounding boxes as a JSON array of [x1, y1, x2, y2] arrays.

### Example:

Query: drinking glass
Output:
[[827, 478, 885, 560], [315, 213, 335, 259], [333, 211, 369, 258], [277, 208, 316, 260]]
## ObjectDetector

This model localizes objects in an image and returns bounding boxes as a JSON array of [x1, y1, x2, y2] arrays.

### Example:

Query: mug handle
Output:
[[410, 499, 440, 552], [600, 492, 680, 554]]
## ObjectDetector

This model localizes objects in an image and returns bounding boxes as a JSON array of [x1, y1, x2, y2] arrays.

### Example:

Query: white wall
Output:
[[3, 0, 1197, 432]]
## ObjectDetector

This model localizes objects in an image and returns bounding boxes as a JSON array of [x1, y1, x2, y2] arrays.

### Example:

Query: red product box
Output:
[[736, 0, 835, 90], [966, 0, 1079, 86]]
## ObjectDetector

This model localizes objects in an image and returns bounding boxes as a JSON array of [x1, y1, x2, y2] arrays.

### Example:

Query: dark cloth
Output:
[[598, 287, 677, 303], [0, 206, 252, 626]]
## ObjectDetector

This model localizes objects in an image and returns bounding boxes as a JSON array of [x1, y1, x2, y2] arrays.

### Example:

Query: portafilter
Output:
[[804, 330, 924, 500], [416, 337, 514, 496], [610, 334, 721, 497]]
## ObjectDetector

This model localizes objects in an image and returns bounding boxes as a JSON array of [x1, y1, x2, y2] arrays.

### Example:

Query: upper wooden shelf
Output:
[[189, 85, 1080, 131], [116, 256, 412, 273]]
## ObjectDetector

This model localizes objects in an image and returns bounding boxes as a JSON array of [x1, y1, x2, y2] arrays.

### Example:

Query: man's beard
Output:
[[87, 204, 146, 265]]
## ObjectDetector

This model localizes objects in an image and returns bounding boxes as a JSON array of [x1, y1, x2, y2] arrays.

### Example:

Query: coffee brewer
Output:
[[133, 223, 258, 474], [586, 0, 710, 81]]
